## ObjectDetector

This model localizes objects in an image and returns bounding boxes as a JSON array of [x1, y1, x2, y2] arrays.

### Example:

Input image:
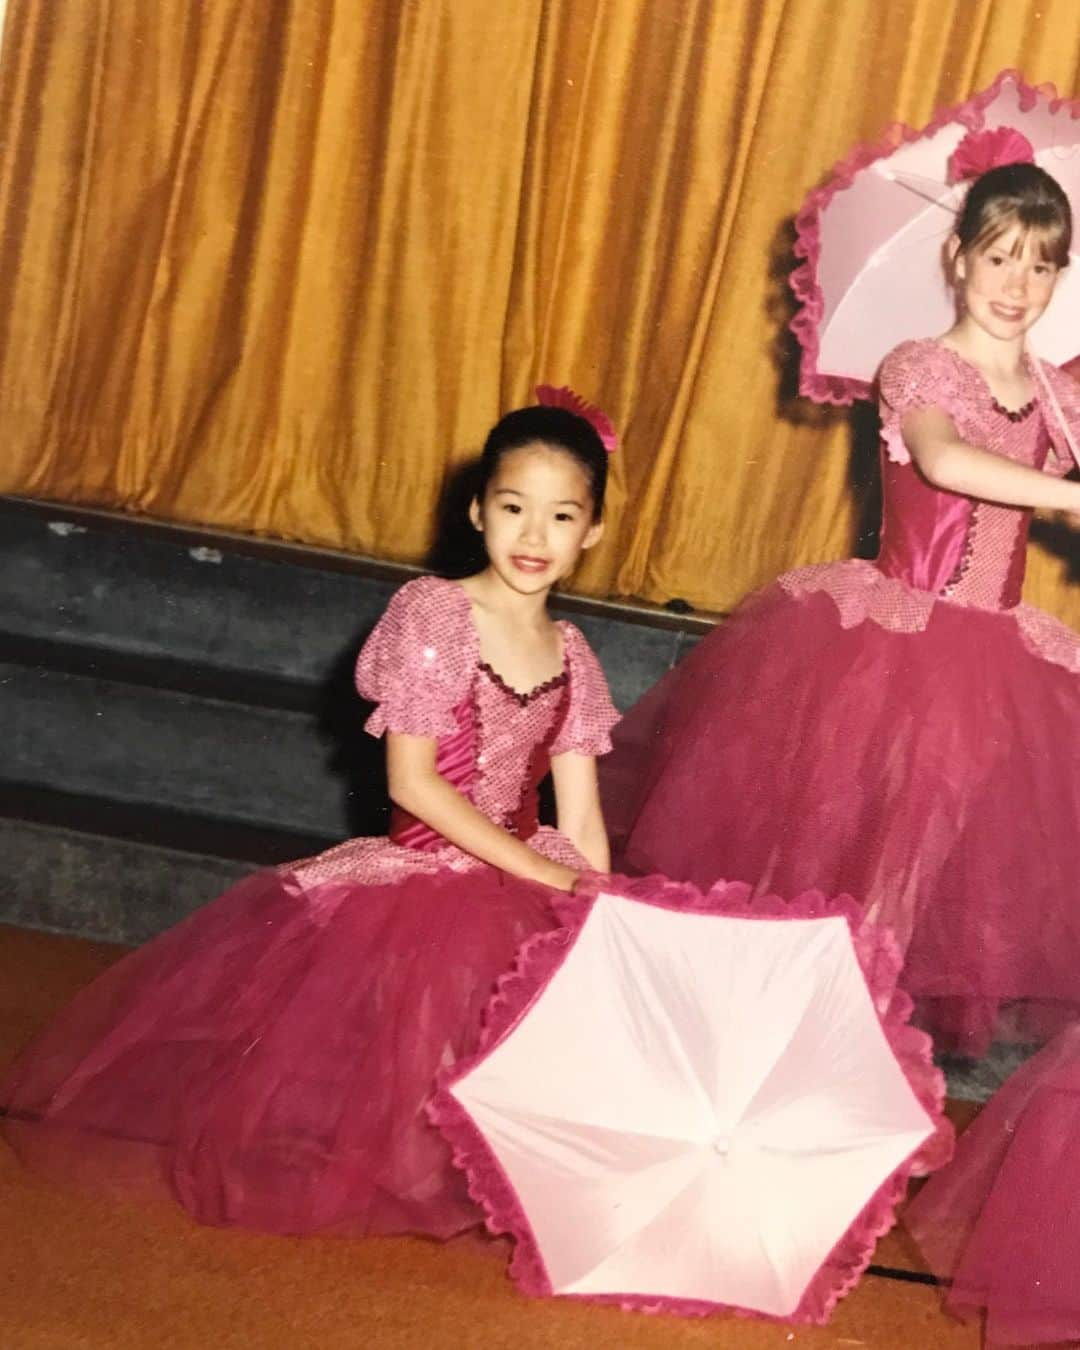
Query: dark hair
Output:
[[477, 405, 608, 520], [955, 162, 1072, 267]]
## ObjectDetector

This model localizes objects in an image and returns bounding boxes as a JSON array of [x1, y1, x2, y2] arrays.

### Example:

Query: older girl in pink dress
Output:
[[602, 162, 1080, 1058], [1, 394, 619, 1238]]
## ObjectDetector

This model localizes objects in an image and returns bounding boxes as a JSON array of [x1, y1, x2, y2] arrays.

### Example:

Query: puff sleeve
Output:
[[549, 624, 621, 757], [878, 340, 975, 465], [354, 577, 477, 738]]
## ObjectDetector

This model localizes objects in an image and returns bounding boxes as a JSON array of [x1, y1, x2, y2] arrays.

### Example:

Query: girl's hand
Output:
[[570, 870, 606, 897], [534, 859, 580, 893]]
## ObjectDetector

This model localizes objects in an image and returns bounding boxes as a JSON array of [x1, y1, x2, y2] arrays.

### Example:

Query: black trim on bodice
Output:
[[991, 397, 1036, 423], [478, 661, 569, 707]]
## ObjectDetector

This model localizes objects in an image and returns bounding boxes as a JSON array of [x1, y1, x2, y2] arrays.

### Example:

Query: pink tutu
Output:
[[602, 579, 1080, 1057], [1, 865, 556, 1237], [603, 341, 1080, 1057], [905, 1023, 1080, 1346], [1, 575, 622, 1237]]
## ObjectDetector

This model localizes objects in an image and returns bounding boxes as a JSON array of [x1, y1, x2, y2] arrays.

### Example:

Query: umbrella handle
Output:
[[1030, 354, 1080, 471]]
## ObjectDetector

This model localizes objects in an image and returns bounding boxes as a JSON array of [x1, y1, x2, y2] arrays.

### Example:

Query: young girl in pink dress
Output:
[[601, 159, 1080, 1058], [0, 394, 619, 1238]]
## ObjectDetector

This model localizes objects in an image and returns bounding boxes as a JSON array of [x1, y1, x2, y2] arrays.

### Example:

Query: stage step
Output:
[[0, 816, 250, 945], [0, 495, 699, 941]]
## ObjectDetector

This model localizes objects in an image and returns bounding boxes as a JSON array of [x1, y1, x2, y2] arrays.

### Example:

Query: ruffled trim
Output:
[[778, 560, 935, 632], [356, 576, 478, 739], [363, 700, 463, 740], [779, 561, 1080, 676], [790, 69, 1066, 406], [429, 873, 951, 1326], [878, 341, 985, 466], [1015, 602, 1080, 676], [548, 624, 621, 758], [879, 423, 912, 467]]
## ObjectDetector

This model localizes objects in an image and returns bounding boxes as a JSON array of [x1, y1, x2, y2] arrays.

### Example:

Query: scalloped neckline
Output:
[[478, 660, 569, 706], [932, 339, 1038, 418], [444, 578, 569, 704], [990, 396, 1037, 422]]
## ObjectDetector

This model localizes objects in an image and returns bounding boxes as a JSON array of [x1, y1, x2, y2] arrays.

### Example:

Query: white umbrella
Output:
[[431, 879, 951, 1323]]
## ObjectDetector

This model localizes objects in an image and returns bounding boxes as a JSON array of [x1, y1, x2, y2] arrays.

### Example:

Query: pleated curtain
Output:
[[1, 0, 1078, 619]]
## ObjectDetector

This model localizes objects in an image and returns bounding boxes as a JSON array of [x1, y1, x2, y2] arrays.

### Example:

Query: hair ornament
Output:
[[947, 126, 1036, 185], [535, 384, 618, 454]]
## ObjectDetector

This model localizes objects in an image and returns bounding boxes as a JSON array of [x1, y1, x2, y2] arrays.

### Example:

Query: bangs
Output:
[[971, 210, 1071, 268]]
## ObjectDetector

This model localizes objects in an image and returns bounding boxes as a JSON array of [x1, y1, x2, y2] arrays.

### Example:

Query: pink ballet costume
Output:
[[0, 576, 619, 1237], [905, 1021, 1080, 1346], [602, 339, 1080, 1057]]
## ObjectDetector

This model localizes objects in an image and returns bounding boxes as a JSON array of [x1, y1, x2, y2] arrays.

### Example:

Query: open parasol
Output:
[[431, 877, 951, 1323], [791, 69, 1080, 406]]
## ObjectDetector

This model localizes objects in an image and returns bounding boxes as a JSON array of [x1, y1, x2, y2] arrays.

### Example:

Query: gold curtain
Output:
[[2, 0, 1079, 619]]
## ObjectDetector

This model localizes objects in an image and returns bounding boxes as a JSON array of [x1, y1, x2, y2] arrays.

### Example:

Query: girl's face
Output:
[[469, 442, 603, 595], [953, 222, 1061, 342]]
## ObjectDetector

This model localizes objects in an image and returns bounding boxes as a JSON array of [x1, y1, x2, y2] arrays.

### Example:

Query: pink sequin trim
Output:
[[355, 577, 619, 756], [779, 562, 934, 633], [549, 625, 620, 758], [779, 562, 1080, 676], [878, 341, 982, 467], [355, 577, 476, 739], [1014, 604, 1080, 676], [286, 824, 590, 903]]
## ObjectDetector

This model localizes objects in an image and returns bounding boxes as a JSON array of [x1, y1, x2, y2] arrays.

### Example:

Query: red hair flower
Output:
[[947, 126, 1036, 184], [535, 385, 618, 454]]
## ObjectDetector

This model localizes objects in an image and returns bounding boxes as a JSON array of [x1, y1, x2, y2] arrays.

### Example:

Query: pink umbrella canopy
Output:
[[431, 877, 952, 1324], [791, 69, 1080, 405]]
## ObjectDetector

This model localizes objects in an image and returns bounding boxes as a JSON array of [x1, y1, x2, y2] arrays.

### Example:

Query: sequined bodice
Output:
[[470, 667, 568, 823], [777, 342, 1080, 677], [389, 664, 570, 848], [877, 403, 1050, 609], [286, 576, 620, 888], [877, 341, 1068, 610]]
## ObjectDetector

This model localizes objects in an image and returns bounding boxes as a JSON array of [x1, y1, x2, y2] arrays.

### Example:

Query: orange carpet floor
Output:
[[0, 924, 981, 1350]]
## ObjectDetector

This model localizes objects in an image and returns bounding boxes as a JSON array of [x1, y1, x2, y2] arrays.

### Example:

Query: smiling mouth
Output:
[[990, 303, 1026, 320], [511, 555, 550, 572]]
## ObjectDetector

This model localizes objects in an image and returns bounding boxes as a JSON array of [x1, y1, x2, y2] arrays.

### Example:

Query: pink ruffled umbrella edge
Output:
[[428, 872, 953, 1325], [789, 68, 1077, 407]]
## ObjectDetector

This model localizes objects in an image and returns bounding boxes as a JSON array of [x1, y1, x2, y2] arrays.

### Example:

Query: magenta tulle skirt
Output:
[[0, 865, 556, 1237], [601, 583, 1080, 1056], [905, 1022, 1080, 1347]]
